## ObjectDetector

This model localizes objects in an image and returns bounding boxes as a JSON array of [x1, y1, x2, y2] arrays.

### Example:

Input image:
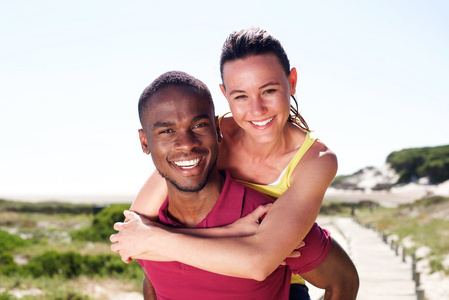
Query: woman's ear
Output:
[[219, 84, 227, 98], [289, 67, 298, 95], [138, 129, 150, 154]]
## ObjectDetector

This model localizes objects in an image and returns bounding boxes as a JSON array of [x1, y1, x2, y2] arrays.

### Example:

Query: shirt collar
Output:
[[159, 170, 245, 228]]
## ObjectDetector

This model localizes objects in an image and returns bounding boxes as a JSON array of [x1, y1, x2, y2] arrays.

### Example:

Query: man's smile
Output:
[[173, 157, 202, 169]]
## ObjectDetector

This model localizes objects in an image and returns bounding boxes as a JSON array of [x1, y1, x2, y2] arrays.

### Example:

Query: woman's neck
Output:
[[239, 122, 299, 159]]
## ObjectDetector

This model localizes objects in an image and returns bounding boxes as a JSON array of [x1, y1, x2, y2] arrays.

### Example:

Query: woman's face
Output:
[[220, 54, 297, 143]]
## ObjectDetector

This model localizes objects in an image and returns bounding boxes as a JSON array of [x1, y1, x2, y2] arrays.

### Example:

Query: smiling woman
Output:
[[219, 54, 295, 145]]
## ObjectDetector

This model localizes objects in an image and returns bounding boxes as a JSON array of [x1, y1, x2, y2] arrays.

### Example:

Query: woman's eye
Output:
[[263, 89, 276, 94], [234, 95, 247, 100]]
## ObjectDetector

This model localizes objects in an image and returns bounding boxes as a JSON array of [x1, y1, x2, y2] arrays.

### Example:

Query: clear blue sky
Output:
[[1, 0, 448, 199]]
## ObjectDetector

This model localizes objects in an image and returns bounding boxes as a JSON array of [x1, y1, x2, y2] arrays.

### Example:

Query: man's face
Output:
[[139, 85, 220, 193]]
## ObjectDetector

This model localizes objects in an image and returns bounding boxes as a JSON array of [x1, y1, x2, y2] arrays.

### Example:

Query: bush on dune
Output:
[[71, 204, 129, 242]]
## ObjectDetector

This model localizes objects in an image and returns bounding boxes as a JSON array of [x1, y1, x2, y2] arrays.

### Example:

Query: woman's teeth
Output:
[[174, 158, 201, 169], [251, 117, 274, 126]]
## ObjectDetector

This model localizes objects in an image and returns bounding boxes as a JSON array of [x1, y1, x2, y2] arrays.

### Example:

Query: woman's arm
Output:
[[111, 204, 274, 262], [130, 170, 167, 221], [130, 169, 268, 236], [114, 142, 337, 280]]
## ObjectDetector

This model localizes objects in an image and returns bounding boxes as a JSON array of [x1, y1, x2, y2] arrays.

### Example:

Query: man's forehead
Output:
[[146, 92, 213, 125], [150, 85, 211, 107]]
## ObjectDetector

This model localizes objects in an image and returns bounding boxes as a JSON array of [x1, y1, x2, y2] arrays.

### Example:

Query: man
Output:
[[111, 71, 358, 299]]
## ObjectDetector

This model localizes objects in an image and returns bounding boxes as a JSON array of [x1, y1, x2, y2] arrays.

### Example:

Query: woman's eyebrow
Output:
[[229, 89, 245, 96], [229, 82, 280, 95], [259, 81, 280, 90]]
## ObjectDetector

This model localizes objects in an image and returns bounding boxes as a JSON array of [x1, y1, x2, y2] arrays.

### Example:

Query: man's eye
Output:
[[193, 123, 208, 129], [158, 129, 173, 134], [234, 95, 247, 100]]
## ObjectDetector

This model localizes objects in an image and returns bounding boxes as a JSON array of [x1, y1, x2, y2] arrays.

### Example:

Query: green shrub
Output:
[[23, 251, 83, 278], [387, 145, 449, 184], [0, 292, 17, 300], [71, 204, 129, 242], [0, 230, 30, 253], [4, 250, 142, 280]]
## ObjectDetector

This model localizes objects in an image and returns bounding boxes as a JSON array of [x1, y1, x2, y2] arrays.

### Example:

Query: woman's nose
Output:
[[250, 96, 267, 116]]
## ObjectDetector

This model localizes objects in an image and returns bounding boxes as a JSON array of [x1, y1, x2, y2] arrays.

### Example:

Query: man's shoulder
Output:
[[221, 171, 273, 217], [231, 177, 274, 207]]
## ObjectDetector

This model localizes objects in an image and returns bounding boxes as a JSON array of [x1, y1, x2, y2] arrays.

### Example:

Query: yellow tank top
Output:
[[219, 114, 317, 285], [237, 132, 316, 198]]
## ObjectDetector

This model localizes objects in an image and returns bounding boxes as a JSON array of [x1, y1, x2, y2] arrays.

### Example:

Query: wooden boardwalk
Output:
[[308, 217, 420, 300]]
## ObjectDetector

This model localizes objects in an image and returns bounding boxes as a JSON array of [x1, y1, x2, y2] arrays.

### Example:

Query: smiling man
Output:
[[112, 71, 358, 300], [137, 72, 223, 229]]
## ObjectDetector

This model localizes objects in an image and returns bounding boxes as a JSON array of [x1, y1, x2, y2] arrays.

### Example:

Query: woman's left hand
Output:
[[110, 210, 170, 263], [226, 203, 272, 236]]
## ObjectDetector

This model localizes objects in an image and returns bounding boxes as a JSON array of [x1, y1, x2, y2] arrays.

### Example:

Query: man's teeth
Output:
[[174, 158, 201, 169], [251, 117, 274, 126]]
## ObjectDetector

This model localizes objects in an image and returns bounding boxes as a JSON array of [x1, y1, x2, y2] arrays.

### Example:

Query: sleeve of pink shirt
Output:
[[284, 222, 332, 274]]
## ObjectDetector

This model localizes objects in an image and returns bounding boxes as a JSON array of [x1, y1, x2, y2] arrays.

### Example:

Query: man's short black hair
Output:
[[138, 71, 214, 125]]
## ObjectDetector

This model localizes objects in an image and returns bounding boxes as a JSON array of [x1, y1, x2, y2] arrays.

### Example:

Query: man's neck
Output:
[[166, 171, 225, 228]]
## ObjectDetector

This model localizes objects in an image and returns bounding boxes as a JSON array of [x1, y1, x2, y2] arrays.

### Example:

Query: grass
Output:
[[2, 195, 448, 299], [322, 196, 449, 274], [0, 199, 142, 300]]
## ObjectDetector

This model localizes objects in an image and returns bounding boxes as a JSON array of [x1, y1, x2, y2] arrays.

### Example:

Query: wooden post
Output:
[[416, 288, 424, 300], [414, 272, 420, 288], [402, 247, 406, 262]]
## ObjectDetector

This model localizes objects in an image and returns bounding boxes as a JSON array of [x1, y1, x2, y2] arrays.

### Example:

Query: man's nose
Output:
[[174, 130, 199, 151]]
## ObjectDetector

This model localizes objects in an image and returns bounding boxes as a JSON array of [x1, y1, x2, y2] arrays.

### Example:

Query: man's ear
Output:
[[215, 116, 223, 142], [138, 129, 150, 154]]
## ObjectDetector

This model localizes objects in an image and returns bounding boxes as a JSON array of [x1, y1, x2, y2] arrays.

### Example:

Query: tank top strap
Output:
[[218, 112, 232, 125], [283, 132, 317, 187]]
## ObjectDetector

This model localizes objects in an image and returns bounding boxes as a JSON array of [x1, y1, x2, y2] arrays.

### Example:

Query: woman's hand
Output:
[[225, 203, 272, 236], [110, 204, 272, 264], [110, 210, 170, 263], [280, 240, 304, 265]]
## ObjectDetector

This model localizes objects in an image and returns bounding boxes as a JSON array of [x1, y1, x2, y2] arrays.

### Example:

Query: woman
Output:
[[113, 27, 358, 299]]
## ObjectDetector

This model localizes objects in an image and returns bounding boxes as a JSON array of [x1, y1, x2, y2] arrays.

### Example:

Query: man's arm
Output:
[[142, 268, 157, 300], [300, 238, 359, 300]]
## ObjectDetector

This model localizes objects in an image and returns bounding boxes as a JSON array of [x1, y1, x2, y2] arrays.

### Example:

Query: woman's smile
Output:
[[249, 116, 275, 127]]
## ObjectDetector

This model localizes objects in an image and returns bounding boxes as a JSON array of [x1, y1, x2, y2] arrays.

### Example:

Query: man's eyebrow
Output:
[[192, 113, 212, 122], [228, 82, 280, 96], [152, 121, 175, 130]]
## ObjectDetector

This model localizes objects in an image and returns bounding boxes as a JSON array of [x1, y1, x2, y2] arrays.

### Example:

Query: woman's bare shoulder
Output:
[[311, 138, 336, 159], [290, 137, 338, 187], [219, 116, 240, 138]]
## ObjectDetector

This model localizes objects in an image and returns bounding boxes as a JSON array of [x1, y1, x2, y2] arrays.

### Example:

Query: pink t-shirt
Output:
[[138, 171, 331, 300]]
